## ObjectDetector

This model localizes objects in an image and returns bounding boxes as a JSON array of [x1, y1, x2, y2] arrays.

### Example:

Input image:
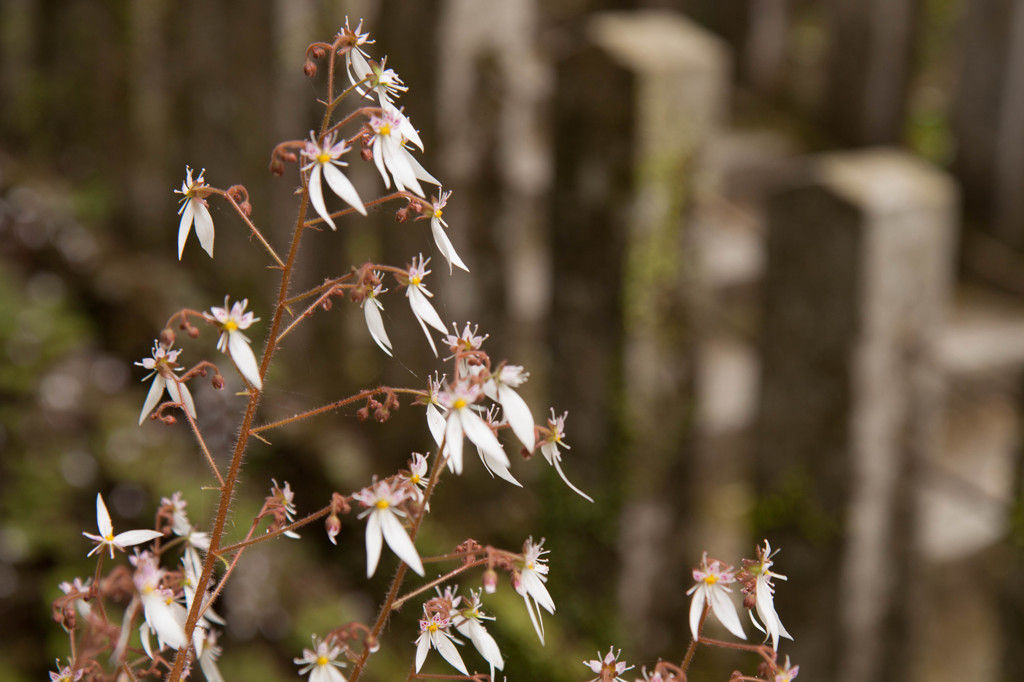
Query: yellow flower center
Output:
[[316, 152, 331, 165], [427, 622, 438, 633], [379, 124, 391, 136], [411, 276, 422, 286], [453, 398, 467, 409], [410, 474, 421, 484], [434, 209, 443, 219], [703, 575, 718, 585], [317, 656, 329, 666], [104, 533, 114, 542], [375, 499, 390, 510], [224, 320, 239, 332]]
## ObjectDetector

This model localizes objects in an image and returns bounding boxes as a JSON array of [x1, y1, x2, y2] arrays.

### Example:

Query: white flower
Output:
[[295, 634, 348, 682], [198, 629, 226, 682], [301, 131, 366, 230], [368, 105, 439, 198], [175, 166, 215, 259], [428, 190, 468, 273], [340, 17, 375, 96], [584, 647, 633, 682], [453, 590, 504, 679], [748, 540, 792, 651], [205, 296, 262, 389], [405, 255, 449, 356], [437, 381, 505, 476], [475, 407, 521, 487], [271, 479, 301, 539], [539, 410, 593, 502], [352, 480, 424, 577], [404, 452, 429, 503], [49, 659, 83, 682], [132, 551, 188, 653], [361, 282, 393, 356], [514, 537, 555, 644], [82, 493, 162, 559], [136, 342, 196, 425], [686, 553, 746, 642], [415, 611, 468, 676], [774, 656, 800, 682], [484, 364, 535, 451]]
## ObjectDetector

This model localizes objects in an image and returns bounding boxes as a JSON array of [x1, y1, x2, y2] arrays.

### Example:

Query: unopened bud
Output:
[[356, 406, 370, 422], [303, 60, 317, 78], [321, 298, 332, 311], [158, 328, 176, 347], [360, 147, 373, 162], [269, 159, 285, 176], [366, 634, 380, 653], [374, 406, 389, 422], [239, 201, 253, 217], [162, 415, 177, 425], [326, 514, 341, 545], [212, 374, 225, 390], [743, 593, 756, 610], [312, 46, 326, 59], [395, 207, 409, 223], [187, 326, 200, 338], [482, 567, 498, 594]]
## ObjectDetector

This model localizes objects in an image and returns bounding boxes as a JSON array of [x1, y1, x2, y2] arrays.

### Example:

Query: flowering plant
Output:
[[48, 18, 799, 682]]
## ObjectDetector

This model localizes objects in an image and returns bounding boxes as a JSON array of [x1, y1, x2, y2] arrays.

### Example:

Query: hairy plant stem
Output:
[[166, 180, 312, 682]]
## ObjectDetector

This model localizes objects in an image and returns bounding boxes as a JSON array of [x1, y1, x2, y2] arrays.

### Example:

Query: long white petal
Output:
[[227, 332, 262, 389], [165, 377, 197, 421], [178, 200, 195, 260], [427, 404, 446, 446], [709, 585, 746, 640], [372, 139, 390, 189], [406, 152, 441, 187], [460, 620, 504, 672], [194, 203, 215, 258], [551, 456, 594, 503], [323, 162, 367, 216], [383, 138, 424, 196], [363, 298, 393, 356], [308, 166, 337, 230], [415, 632, 430, 672], [445, 411, 464, 474], [409, 287, 448, 334], [434, 632, 469, 675], [459, 409, 505, 469], [365, 510, 383, 577], [522, 593, 545, 644], [139, 375, 166, 425], [114, 529, 163, 548], [96, 493, 113, 539], [379, 509, 424, 576], [521, 571, 555, 614], [414, 313, 440, 357], [497, 385, 535, 451], [431, 219, 469, 274], [478, 446, 521, 487], [689, 586, 706, 641]]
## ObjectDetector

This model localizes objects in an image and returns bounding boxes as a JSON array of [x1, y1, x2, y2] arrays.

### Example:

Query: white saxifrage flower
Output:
[[437, 381, 505, 476], [340, 16, 375, 95], [415, 611, 468, 676], [404, 452, 429, 503], [49, 659, 84, 682], [132, 551, 188, 654], [687, 553, 746, 642], [453, 590, 504, 679], [205, 296, 262, 389], [361, 281, 393, 357], [301, 131, 366, 230], [295, 634, 348, 682], [428, 190, 468, 273], [82, 493, 162, 559], [352, 479, 424, 578], [483, 364, 536, 452], [539, 410, 593, 502], [774, 656, 800, 682], [584, 647, 633, 682], [404, 255, 449, 356], [136, 341, 196, 425], [368, 105, 439, 198], [747, 540, 792, 651], [175, 166, 215, 260], [514, 537, 556, 644]]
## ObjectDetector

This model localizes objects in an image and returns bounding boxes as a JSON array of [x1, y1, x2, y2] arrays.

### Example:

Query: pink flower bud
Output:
[[482, 567, 498, 594], [325, 514, 341, 545]]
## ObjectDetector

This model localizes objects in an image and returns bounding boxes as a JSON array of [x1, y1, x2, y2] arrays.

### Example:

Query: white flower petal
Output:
[[427, 404, 446, 446], [708, 584, 746, 640], [165, 377, 197, 422], [139, 375, 166, 425], [551, 456, 594, 503], [95, 493, 113, 539], [478, 446, 521, 487], [372, 139, 390, 189], [362, 298, 393, 356], [431, 219, 469, 274], [460, 620, 504, 672], [379, 508, 424, 576], [194, 202, 215, 258], [520, 571, 555, 615], [415, 632, 430, 672], [460, 410, 506, 471], [227, 331, 262, 389], [308, 166, 337, 230], [409, 286, 448, 334], [497, 385, 535, 451], [405, 151, 440, 187], [323, 162, 367, 216], [434, 632, 469, 675], [689, 584, 706, 641], [445, 411, 465, 475], [364, 509, 383, 577], [113, 529, 163, 548], [178, 200, 195, 260], [522, 592, 545, 644]]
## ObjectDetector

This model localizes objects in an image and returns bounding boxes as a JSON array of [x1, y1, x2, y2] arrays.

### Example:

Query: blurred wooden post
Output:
[[821, 0, 919, 144], [757, 149, 957, 682], [553, 10, 730, 654]]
